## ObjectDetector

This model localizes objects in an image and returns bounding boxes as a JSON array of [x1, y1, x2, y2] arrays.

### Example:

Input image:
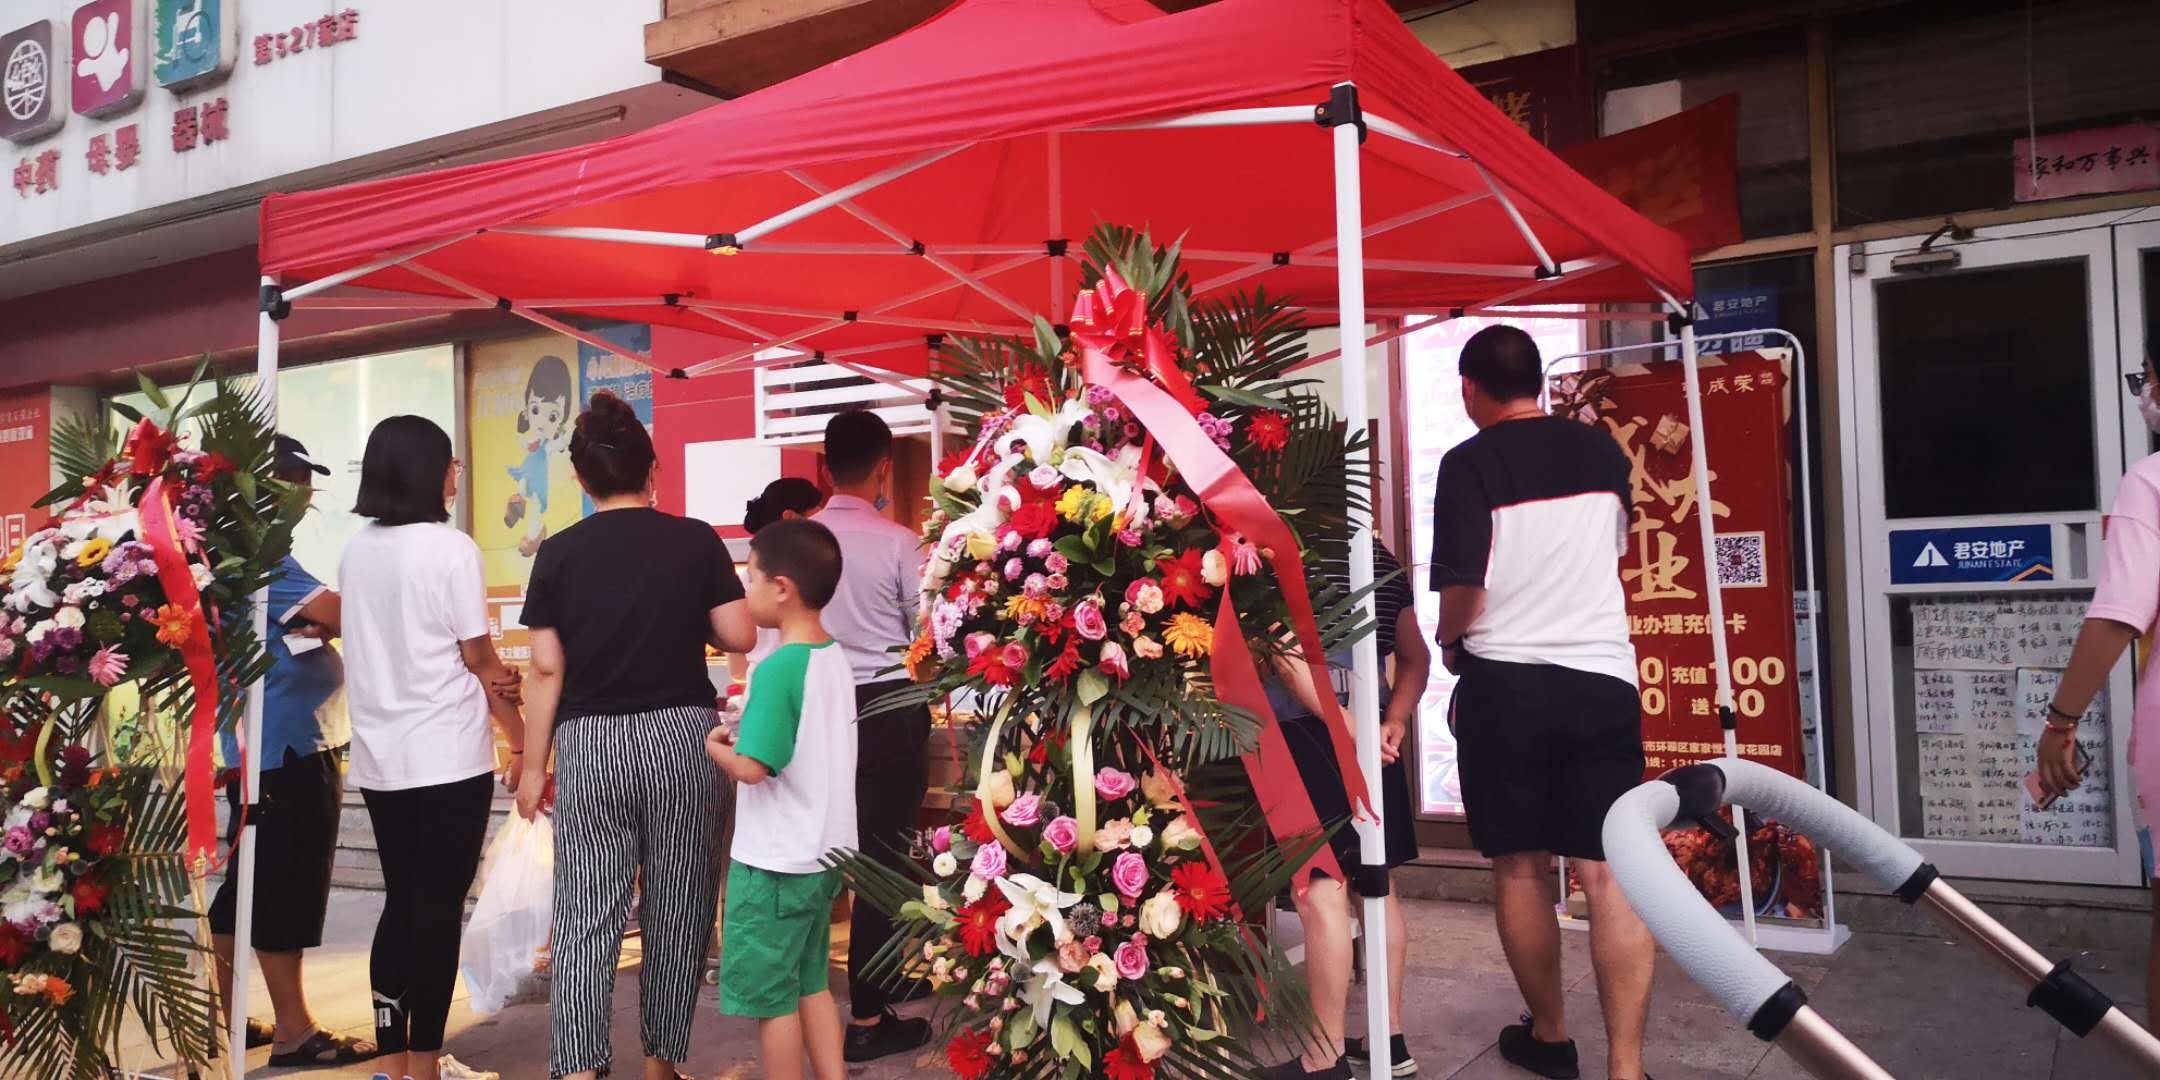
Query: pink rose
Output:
[[1045, 553, 1070, 574], [1098, 641, 1131, 680], [1000, 642, 1029, 670], [1119, 610, 1147, 637], [1115, 937, 1150, 981], [1096, 767, 1138, 801], [932, 826, 952, 853], [1112, 850, 1149, 900], [1057, 939, 1088, 974], [1043, 816, 1079, 855], [1117, 529, 1144, 548], [965, 632, 996, 659], [1046, 573, 1068, 591], [1073, 601, 1108, 641], [1124, 579, 1165, 615], [970, 842, 1008, 881], [1001, 794, 1043, 828], [1095, 818, 1135, 852]]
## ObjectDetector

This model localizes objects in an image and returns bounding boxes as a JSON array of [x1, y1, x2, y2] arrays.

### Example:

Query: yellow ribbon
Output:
[[1070, 698, 1097, 854], [30, 716, 54, 790], [975, 698, 1026, 858]]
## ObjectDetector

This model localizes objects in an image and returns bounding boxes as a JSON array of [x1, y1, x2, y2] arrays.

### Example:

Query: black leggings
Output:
[[361, 772, 494, 1055]]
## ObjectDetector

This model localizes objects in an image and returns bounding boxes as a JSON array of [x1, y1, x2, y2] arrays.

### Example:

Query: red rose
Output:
[[1104, 1035, 1155, 1080], [947, 1028, 996, 1080], [1008, 502, 1059, 541], [86, 824, 125, 857]]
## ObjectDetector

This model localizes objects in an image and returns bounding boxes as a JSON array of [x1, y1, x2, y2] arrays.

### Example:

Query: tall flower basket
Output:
[[0, 370, 303, 1078], [835, 227, 1385, 1080]]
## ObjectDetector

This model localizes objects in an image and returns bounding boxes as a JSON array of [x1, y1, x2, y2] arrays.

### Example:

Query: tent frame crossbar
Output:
[[242, 88, 1732, 1080]]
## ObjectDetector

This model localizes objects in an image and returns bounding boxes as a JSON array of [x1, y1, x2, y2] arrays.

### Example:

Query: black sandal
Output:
[[266, 1028, 379, 1066], [243, 1018, 274, 1049]]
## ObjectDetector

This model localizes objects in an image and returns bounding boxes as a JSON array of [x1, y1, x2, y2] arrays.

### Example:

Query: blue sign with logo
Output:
[[1693, 287, 1778, 355], [1889, 525, 2054, 584]]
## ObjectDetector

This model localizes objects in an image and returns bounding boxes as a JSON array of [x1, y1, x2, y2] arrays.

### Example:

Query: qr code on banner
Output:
[[1713, 532, 1767, 588]]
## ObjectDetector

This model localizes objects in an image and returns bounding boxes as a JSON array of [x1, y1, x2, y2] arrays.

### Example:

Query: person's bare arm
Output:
[[1268, 645, 1334, 720], [2038, 617, 2138, 795], [1434, 584, 1485, 672], [291, 589, 341, 639], [706, 728, 772, 785], [709, 598, 756, 655], [1384, 607, 1430, 765], [458, 635, 526, 782], [515, 628, 567, 819]]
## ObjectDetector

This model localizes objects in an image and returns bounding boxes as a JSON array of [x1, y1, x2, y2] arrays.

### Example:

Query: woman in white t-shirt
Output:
[[340, 415, 527, 1080]]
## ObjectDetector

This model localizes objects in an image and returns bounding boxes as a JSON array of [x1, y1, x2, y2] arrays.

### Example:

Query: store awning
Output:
[[255, 0, 1693, 377]]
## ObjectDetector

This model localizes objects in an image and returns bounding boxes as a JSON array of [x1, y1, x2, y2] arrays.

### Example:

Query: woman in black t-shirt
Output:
[[513, 393, 755, 1080]]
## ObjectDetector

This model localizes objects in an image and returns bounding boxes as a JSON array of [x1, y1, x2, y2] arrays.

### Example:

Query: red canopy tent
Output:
[[242, 2, 1729, 1075]]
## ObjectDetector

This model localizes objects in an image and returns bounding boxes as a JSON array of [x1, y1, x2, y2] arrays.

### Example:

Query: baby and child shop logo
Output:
[[4, 0, 239, 145]]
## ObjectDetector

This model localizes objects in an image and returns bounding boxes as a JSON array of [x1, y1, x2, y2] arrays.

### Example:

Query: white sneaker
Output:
[[436, 1055, 500, 1080]]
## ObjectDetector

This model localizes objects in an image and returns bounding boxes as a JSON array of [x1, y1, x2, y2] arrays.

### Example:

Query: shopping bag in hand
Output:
[[459, 812, 554, 1014]]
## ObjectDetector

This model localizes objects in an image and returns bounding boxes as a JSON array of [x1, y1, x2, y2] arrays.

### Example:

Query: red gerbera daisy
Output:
[[1044, 639, 1083, 682], [967, 648, 1018, 687], [1104, 1035, 1155, 1080], [195, 452, 237, 482], [70, 876, 108, 915], [938, 450, 973, 478], [961, 800, 996, 844], [956, 892, 1012, 957], [948, 1028, 997, 1080], [1002, 366, 1053, 410], [1248, 410, 1290, 452], [1170, 862, 1234, 923], [1155, 549, 1215, 609], [86, 823, 125, 857]]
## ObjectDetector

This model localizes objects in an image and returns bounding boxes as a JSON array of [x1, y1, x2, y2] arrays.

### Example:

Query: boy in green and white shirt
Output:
[[706, 519, 859, 1080]]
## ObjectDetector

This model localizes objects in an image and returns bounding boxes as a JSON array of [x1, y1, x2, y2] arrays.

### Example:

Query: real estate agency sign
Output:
[[1551, 353, 1804, 781]]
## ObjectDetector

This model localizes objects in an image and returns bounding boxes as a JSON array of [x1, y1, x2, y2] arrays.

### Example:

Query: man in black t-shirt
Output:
[[1430, 325, 1654, 1080]]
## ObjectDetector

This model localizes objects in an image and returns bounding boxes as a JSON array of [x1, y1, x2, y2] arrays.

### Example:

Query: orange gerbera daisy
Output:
[[904, 631, 938, 683], [1163, 612, 1213, 659], [42, 977, 72, 1007], [153, 604, 196, 647]]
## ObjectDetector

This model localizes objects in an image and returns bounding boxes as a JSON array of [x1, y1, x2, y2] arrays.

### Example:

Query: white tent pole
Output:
[[279, 232, 475, 302], [1326, 82, 1392, 1080], [1472, 162, 1558, 276], [290, 296, 496, 311], [736, 144, 971, 244], [1192, 191, 1490, 295], [785, 170, 1037, 321], [1673, 317, 1759, 943], [399, 262, 667, 371], [230, 276, 281, 1080], [1078, 105, 1313, 132], [491, 224, 710, 249], [1293, 314, 1448, 372], [1048, 131, 1066, 312]]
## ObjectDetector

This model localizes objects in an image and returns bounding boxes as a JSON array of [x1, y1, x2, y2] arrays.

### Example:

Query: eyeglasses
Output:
[[2127, 372, 2150, 396]]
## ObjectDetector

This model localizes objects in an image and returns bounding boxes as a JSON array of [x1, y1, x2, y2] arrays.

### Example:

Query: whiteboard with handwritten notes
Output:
[[1909, 594, 2110, 848]]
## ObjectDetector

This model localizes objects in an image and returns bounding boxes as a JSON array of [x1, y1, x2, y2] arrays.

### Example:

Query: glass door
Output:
[[1844, 215, 2140, 885]]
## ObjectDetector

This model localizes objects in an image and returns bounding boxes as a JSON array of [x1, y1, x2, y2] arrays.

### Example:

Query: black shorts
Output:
[[209, 747, 345, 951], [1280, 713, 1417, 877], [1453, 654, 1643, 862]]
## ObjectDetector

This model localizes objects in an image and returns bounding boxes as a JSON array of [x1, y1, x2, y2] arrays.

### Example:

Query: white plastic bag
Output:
[[459, 812, 554, 1015]]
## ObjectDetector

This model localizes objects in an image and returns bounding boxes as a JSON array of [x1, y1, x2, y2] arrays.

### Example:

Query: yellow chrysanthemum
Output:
[[1055, 485, 1094, 524], [1086, 493, 1114, 524], [1164, 612, 1214, 659], [75, 538, 112, 568]]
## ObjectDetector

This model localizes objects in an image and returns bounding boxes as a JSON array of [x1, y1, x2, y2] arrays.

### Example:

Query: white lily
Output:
[[1021, 955, 1088, 1032], [996, 398, 1093, 469], [67, 483, 141, 546], [5, 543, 60, 614], [996, 873, 1084, 946], [1057, 444, 1156, 520]]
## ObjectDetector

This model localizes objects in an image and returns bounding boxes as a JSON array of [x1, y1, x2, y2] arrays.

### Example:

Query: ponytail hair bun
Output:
[[569, 391, 657, 498], [743, 476, 824, 533]]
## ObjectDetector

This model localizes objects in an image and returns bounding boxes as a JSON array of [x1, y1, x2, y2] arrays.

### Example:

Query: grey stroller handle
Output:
[[1603, 757, 2160, 1079]]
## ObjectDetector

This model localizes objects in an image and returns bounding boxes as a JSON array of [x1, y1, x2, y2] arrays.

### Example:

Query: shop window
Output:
[[1401, 314, 1584, 817], [109, 346, 460, 587], [1596, 28, 1812, 241], [1875, 259, 2095, 519], [1833, 0, 2160, 228]]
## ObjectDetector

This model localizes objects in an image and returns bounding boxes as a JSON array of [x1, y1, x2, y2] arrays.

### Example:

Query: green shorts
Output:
[[719, 861, 840, 1018]]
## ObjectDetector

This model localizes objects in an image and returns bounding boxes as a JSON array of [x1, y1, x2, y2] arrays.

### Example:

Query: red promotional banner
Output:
[[1457, 45, 1595, 150], [1555, 353, 1821, 920], [1560, 95, 1743, 254], [1553, 354, 1803, 780]]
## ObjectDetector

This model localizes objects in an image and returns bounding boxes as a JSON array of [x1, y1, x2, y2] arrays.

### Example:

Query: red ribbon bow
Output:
[[139, 477, 227, 874], [1071, 275, 1371, 893]]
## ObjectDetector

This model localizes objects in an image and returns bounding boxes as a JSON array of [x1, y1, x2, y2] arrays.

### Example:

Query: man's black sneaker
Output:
[[842, 1010, 931, 1063], [1344, 1033, 1419, 1076], [1497, 1017, 1580, 1080], [1257, 1056, 1354, 1080]]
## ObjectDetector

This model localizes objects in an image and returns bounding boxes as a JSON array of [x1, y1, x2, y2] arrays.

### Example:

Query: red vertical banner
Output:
[[0, 386, 54, 556], [1554, 354, 1823, 920]]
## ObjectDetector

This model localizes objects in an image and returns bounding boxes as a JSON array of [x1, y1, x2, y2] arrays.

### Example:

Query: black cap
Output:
[[274, 435, 331, 477]]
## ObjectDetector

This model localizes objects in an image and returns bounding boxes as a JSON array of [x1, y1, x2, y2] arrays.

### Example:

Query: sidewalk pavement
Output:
[[111, 887, 2150, 1079]]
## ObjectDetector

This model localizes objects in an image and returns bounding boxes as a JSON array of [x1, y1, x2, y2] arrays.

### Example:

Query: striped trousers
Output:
[[549, 707, 725, 1077]]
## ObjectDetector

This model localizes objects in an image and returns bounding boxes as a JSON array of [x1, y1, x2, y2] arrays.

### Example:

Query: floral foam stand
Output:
[[837, 228, 1385, 1080]]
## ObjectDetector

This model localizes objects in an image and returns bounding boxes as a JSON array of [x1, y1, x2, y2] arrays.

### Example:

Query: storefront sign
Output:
[[153, 0, 236, 92], [1693, 287, 1778, 355], [0, 387, 54, 556], [1458, 46, 1593, 150], [1561, 95, 1743, 254], [1890, 525, 2054, 584], [1, 19, 64, 144], [251, 9, 360, 67], [2014, 122, 2159, 203], [70, 0, 144, 118]]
